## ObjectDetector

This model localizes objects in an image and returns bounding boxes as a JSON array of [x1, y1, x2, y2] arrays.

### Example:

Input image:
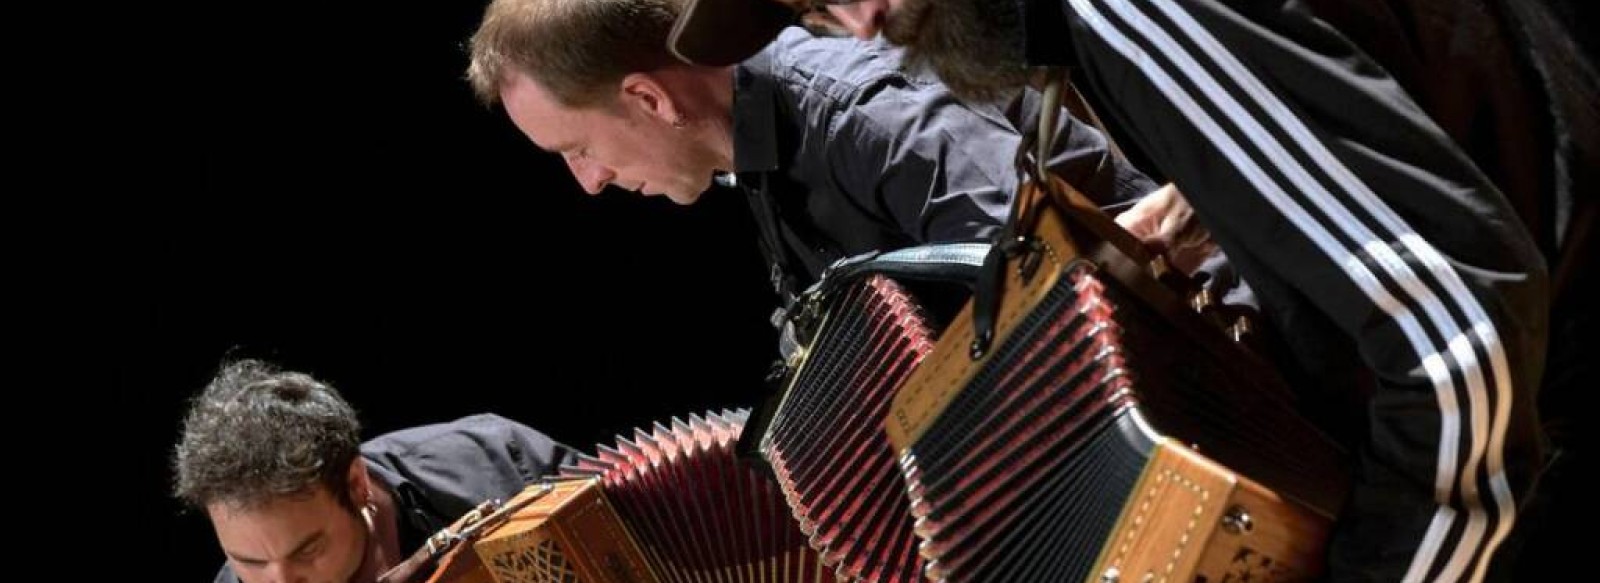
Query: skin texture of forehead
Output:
[[209, 486, 340, 558]]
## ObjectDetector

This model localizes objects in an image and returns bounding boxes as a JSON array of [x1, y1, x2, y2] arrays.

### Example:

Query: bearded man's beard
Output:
[[885, 0, 1032, 101]]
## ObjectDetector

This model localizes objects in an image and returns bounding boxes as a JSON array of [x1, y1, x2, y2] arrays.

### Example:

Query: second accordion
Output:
[[754, 176, 1348, 582]]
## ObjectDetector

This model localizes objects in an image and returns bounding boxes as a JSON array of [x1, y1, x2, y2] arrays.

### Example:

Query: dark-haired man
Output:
[[173, 359, 578, 583]]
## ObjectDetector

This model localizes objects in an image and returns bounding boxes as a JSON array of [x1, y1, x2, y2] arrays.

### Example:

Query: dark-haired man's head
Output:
[[174, 360, 376, 583]]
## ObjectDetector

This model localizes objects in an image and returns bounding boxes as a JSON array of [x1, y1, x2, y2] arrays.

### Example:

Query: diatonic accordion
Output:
[[451, 410, 839, 583], [757, 178, 1348, 583]]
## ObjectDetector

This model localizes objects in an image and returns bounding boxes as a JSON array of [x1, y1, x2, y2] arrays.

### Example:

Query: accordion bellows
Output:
[[759, 276, 934, 582]]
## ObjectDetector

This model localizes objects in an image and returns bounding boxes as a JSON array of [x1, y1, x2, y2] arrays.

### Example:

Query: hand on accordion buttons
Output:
[[1114, 183, 1218, 276]]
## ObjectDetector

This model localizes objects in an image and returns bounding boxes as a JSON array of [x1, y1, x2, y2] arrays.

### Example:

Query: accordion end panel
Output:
[[472, 479, 659, 583], [1087, 439, 1332, 583]]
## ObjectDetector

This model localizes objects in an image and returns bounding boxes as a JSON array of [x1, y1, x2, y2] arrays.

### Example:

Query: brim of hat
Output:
[[668, 0, 796, 67]]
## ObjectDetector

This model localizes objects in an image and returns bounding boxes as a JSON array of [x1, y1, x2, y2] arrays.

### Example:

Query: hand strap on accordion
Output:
[[971, 69, 1173, 357], [810, 243, 993, 297], [779, 241, 992, 357], [971, 68, 1070, 357]]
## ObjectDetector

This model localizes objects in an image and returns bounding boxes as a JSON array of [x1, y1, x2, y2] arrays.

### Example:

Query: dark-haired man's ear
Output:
[[346, 457, 371, 509]]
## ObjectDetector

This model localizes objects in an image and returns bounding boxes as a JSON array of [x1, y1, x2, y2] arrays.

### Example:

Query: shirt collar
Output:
[[731, 50, 781, 174]]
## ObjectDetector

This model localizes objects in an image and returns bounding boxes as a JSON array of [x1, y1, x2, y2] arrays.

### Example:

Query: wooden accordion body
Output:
[[760, 177, 1350, 583]]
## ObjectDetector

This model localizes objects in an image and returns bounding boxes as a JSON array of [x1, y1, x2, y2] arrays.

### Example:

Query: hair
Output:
[[171, 359, 363, 512], [885, 0, 1031, 102], [466, 0, 684, 108]]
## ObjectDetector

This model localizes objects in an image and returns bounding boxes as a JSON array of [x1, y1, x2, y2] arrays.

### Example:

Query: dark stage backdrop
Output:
[[149, 1, 778, 579]]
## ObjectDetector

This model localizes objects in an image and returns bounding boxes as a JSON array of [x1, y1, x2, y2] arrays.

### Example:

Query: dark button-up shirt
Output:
[[731, 28, 1158, 288]]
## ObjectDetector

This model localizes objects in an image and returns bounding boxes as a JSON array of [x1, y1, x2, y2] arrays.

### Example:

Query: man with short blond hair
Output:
[[464, 0, 1189, 305]]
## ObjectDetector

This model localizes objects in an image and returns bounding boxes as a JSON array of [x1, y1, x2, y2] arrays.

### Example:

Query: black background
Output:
[[124, 1, 778, 579], [89, 0, 1597, 579]]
